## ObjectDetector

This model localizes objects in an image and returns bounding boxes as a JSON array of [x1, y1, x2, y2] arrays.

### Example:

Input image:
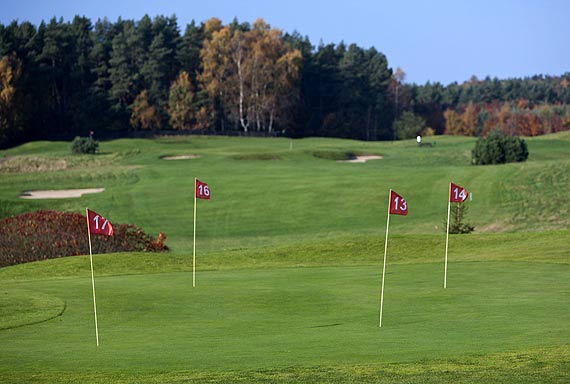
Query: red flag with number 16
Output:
[[195, 179, 211, 200], [389, 190, 408, 215]]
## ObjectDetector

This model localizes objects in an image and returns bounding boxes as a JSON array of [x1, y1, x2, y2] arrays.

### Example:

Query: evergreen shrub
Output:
[[71, 136, 99, 154], [472, 130, 528, 165]]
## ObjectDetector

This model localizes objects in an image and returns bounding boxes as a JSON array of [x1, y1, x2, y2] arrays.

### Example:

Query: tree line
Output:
[[404, 75, 570, 137], [1, 15, 569, 148]]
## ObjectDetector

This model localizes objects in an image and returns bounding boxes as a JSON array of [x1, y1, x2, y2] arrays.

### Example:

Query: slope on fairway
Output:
[[1, 134, 569, 253]]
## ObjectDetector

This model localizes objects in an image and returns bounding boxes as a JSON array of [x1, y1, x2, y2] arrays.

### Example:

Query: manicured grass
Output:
[[1, 230, 568, 383], [0, 134, 569, 383], [1, 261, 568, 382]]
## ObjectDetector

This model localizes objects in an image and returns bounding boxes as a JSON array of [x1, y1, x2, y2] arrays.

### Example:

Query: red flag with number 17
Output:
[[86, 209, 114, 236], [449, 182, 468, 203], [389, 190, 408, 215], [195, 179, 211, 200]]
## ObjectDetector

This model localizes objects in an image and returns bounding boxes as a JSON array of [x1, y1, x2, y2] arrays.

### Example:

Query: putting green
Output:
[[1, 261, 567, 374]]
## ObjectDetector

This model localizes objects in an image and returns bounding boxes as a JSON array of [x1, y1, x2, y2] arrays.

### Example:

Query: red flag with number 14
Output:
[[449, 182, 468, 203]]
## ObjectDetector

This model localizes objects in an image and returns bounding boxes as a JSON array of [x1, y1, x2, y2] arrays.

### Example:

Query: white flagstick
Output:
[[444, 184, 451, 289], [379, 190, 391, 328], [193, 178, 197, 287], [85, 208, 100, 346]]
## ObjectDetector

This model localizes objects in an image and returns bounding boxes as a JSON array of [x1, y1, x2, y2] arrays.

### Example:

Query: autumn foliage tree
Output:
[[168, 71, 198, 130], [198, 18, 302, 132], [0, 53, 23, 144], [445, 100, 570, 138], [130, 90, 161, 130]]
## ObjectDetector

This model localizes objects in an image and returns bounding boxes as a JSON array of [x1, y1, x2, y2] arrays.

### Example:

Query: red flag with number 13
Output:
[[389, 190, 408, 215]]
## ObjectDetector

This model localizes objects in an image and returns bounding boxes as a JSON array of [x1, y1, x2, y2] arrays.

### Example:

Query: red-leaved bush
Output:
[[0, 210, 168, 267]]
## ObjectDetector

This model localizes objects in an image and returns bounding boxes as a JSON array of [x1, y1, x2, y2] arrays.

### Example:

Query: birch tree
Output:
[[199, 18, 301, 132]]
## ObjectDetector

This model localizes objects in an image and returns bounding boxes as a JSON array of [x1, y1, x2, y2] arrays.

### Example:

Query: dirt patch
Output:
[[161, 154, 200, 160], [477, 222, 516, 233], [20, 188, 105, 199], [337, 155, 383, 163]]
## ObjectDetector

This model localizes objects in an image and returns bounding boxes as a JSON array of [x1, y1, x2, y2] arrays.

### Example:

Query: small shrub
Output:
[[445, 203, 475, 234], [71, 136, 99, 154], [472, 130, 529, 165], [0, 210, 168, 268]]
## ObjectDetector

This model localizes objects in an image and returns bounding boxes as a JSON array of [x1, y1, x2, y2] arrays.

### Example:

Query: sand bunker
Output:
[[20, 188, 105, 199], [337, 155, 383, 163], [161, 155, 200, 160]]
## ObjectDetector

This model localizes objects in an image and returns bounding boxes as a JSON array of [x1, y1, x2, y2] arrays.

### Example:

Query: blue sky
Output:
[[1, 0, 568, 85]]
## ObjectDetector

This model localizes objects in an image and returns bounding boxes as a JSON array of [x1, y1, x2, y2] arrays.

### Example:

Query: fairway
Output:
[[1, 134, 569, 383]]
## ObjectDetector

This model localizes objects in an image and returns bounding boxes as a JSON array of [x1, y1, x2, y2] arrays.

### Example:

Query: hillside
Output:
[[1, 134, 568, 252]]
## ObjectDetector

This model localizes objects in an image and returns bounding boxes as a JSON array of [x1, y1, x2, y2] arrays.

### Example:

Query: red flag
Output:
[[195, 179, 211, 200], [449, 182, 468, 203], [389, 190, 408, 216], [86, 209, 113, 236]]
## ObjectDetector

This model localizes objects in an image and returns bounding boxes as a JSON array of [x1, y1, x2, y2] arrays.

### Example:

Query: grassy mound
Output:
[[0, 289, 66, 330]]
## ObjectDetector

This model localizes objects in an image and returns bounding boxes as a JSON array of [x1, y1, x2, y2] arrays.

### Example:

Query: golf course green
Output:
[[0, 133, 568, 383]]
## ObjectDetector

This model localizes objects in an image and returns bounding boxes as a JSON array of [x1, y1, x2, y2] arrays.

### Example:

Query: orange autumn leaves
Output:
[[444, 101, 570, 137]]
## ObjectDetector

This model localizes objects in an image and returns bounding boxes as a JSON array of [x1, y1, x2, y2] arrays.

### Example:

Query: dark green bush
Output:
[[472, 130, 528, 165], [394, 111, 426, 140], [71, 136, 99, 154]]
